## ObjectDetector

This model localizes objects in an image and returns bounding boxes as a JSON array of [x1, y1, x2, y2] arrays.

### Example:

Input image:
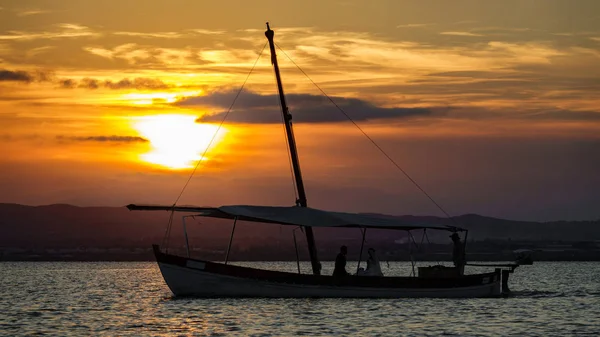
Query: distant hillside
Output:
[[363, 213, 600, 241], [0, 203, 272, 248], [1, 203, 599, 250]]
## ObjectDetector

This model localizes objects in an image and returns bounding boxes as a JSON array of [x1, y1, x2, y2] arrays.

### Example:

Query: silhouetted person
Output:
[[450, 233, 465, 276], [333, 245, 349, 277]]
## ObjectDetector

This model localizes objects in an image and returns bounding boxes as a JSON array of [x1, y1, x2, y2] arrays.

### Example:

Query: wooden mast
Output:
[[265, 22, 321, 275]]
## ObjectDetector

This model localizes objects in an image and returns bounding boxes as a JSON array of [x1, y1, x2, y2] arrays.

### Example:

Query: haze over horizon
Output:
[[1, 0, 599, 222]]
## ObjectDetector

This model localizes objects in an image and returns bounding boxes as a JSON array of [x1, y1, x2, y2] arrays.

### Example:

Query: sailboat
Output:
[[127, 23, 521, 298]]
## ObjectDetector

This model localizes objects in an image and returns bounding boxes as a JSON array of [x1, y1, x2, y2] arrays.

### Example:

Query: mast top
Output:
[[265, 22, 274, 39]]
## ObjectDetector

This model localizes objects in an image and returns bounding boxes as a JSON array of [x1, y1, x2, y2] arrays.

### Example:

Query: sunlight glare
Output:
[[133, 114, 226, 169]]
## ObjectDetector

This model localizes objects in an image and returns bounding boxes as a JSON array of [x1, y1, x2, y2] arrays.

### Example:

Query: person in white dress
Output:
[[357, 248, 384, 276]]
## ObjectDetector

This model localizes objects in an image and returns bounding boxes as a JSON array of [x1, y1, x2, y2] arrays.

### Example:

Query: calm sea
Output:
[[1, 261, 599, 336]]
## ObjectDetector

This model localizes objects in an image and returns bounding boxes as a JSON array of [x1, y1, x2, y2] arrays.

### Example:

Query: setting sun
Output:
[[133, 114, 226, 169]]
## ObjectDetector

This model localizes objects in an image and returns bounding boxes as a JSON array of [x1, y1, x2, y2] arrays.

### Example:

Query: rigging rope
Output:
[[161, 208, 176, 252], [160, 42, 267, 249], [275, 43, 459, 227], [171, 42, 268, 206]]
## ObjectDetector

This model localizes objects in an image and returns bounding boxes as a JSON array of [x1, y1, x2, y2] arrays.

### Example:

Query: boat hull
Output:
[[153, 246, 506, 298]]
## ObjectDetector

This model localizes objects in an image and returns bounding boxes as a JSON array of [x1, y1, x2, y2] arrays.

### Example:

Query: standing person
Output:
[[333, 245, 349, 277]]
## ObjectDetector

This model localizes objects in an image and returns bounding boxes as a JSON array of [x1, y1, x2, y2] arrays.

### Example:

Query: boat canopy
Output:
[[126, 204, 464, 232]]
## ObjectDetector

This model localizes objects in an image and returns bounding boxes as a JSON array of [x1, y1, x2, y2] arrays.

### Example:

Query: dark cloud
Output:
[[1, 69, 169, 91], [60, 79, 76, 88], [0, 69, 33, 82], [0, 69, 56, 83], [56, 135, 149, 143], [182, 89, 600, 124], [56, 76, 169, 90], [180, 90, 432, 123], [103, 77, 169, 90], [78, 78, 99, 89]]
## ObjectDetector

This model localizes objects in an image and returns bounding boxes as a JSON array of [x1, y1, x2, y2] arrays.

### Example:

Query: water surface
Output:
[[1, 261, 599, 336]]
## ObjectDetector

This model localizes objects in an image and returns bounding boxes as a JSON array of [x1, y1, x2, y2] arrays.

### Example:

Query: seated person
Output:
[[365, 248, 383, 276], [358, 248, 384, 276], [333, 245, 349, 277]]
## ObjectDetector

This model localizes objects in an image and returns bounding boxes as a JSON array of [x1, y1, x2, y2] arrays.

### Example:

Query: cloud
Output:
[[523, 110, 600, 121], [396, 23, 434, 29], [59, 79, 76, 88], [56, 23, 89, 31], [83, 43, 198, 68], [453, 20, 478, 25], [190, 29, 226, 35], [440, 31, 483, 37], [25, 46, 55, 58], [55, 76, 170, 90], [427, 70, 510, 79], [0, 68, 170, 90], [78, 78, 100, 89], [15, 8, 52, 17], [0, 68, 54, 83], [113, 31, 186, 39], [180, 88, 600, 125], [1, 26, 598, 117], [471, 27, 532, 34], [180, 90, 432, 123], [56, 135, 149, 143], [0, 69, 32, 82], [103, 77, 169, 90], [0, 23, 99, 41], [111, 29, 225, 39], [83, 46, 115, 59]]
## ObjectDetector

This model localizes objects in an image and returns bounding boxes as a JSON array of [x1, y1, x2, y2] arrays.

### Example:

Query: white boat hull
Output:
[[158, 262, 503, 298]]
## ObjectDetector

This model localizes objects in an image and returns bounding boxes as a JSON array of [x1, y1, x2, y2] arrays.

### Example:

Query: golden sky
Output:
[[1, 0, 599, 220]]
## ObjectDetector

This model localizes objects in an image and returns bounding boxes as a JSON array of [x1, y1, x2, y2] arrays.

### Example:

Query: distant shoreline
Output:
[[2, 255, 600, 262]]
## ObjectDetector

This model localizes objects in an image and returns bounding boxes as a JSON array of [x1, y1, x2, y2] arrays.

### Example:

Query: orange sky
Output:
[[1, 0, 599, 221]]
